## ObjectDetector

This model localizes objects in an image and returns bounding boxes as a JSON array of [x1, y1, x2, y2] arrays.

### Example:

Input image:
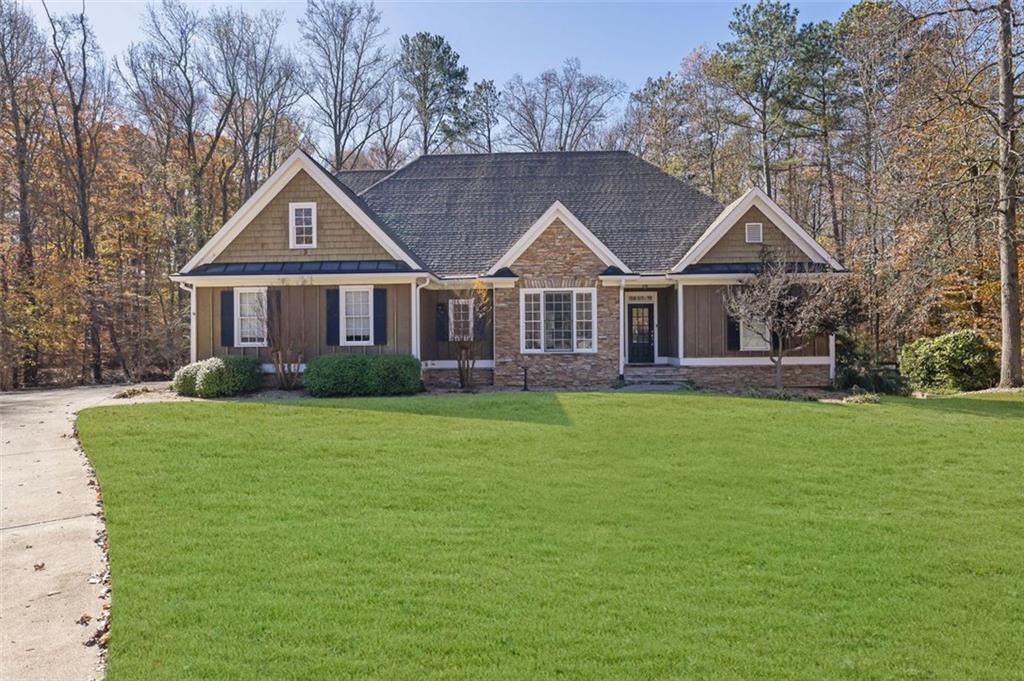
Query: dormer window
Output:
[[745, 222, 763, 244], [289, 202, 317, 249]]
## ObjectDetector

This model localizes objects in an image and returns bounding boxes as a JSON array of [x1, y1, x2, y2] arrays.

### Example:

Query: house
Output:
[[170, 150, 844, 390]]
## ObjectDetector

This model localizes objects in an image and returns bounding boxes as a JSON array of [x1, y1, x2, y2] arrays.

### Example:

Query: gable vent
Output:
[[745, 222, 763, 244]]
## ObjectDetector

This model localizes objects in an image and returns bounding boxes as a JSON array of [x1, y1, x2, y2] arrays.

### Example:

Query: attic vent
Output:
[[745, 222, 763, 244]]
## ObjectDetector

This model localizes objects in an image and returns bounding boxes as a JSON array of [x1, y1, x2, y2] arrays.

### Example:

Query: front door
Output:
[[628, 303, 655, 364]]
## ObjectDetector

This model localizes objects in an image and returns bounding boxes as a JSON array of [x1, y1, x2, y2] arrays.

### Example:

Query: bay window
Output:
[[520, 288, 597, 353]]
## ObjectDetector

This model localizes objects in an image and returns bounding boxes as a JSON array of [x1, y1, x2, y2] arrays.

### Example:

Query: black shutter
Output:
[[325, 289, 340, 346], [436, 302, 449, 342], [220, 290, 234, 347], [726, 315, 740, 352], [267, 289, 282, 345], [373, 288, 387, 346]]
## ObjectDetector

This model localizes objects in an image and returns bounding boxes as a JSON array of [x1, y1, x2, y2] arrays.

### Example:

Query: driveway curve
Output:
[[1, 385, 129, 681]]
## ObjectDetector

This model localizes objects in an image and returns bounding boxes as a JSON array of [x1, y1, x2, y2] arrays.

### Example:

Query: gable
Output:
[[180, 150, 420, 274], [511, 218, 608, 279], [674, 187, 842, 272], [215, 170, 391, 263], [699, 206, 806, 264], [488, 201, 629, 276]]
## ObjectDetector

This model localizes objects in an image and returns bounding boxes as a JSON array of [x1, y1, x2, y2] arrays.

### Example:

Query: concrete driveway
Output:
[[1, 385, 129, 681]]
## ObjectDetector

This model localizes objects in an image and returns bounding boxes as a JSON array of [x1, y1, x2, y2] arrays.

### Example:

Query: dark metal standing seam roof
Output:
[[187, 260, 414, 276], [353, 151, 724, 277]]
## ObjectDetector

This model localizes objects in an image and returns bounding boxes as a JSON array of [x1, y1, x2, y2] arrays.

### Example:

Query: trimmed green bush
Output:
[[900, 330, 998, 392], [190, 356, 263, 398], [171, 362, 201, 397], [305, 353, 421, 397], [369, 354, 423, 396]]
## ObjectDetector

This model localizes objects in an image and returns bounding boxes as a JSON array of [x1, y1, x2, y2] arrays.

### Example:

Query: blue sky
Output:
[[30, 1, 852, 91]]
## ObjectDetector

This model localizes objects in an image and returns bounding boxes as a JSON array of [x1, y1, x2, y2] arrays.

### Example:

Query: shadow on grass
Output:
[[257, 390, 573, 427], [884, 393, 1024, 420]]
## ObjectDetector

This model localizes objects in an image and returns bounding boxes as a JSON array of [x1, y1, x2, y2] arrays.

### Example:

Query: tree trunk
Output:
[[997, 0, 1023, 387]]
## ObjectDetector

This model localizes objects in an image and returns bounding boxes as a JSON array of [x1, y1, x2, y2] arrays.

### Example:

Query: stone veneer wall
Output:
[[493, 219, 621, 389], [422, 368, 495, 390], [626, 363, 830, 390], [683, 364, 830, 389]]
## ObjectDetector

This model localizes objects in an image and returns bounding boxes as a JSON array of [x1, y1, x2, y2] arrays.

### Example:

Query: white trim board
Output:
[[181, 150, 420, 273], [488, 201, 630, 275], [678, 357, 831, 367], [674, 187, 842, 272], [421, 359, 495, 369]]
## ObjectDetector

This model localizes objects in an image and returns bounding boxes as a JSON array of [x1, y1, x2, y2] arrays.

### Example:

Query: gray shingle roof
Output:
[[334, 169, 395, 194], [357, 151, 724, 276]]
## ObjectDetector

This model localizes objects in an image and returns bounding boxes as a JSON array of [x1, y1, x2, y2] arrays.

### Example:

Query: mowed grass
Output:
[[77, 391, 1024, 681]]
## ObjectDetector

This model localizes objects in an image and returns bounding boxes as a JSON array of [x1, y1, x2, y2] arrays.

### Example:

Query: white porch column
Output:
[[828, 333, 836, 382], [676, 281, 684, 360], [410, 281, 420, 359], [618, 281, 625, 377], [187, 284, 197, 363]]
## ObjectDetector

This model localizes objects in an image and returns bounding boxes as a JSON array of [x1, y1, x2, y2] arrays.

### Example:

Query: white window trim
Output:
[[745, 222, 763, 244], [289, 201, 317, 249], [740, 318, 771, 352], [448, 298, 475, 342], [519, 287, 598, 354], [234, 286, 268, 348], [339, 285, 374, 346]]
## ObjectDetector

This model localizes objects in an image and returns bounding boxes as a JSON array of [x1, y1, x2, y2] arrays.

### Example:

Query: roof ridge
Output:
[[416, 150, 631, 159]]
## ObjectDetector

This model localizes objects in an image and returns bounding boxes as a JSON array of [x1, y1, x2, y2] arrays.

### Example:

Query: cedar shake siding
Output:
[[217, 170, 392, 263], [193, 284, 411, 362], [698, 207, 807, 264], [493, 219, 620, 389]]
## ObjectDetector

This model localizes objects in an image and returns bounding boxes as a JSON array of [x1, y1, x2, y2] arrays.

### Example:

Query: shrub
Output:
[[305, 353, 421, 397], [369, 354, 422, 396], [193, 356, 263, 398], [171, 362, 201, 396], [834, 332, 907, 395], [900, 330, 998, 393]]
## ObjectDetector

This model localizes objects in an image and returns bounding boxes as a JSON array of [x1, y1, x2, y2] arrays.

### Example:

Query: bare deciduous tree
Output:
[[502, 58, 623, 152], [367, 67, 415, 169], [300, 0, 389, 170], [43, 1, 114, 382], [725, 249, 861, 390]]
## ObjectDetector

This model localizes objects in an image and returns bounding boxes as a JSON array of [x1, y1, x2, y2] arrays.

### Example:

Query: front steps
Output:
[[622, 365, 687, 385]]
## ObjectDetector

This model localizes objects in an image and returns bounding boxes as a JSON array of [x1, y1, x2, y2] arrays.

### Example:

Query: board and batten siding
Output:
[[682, 285, 829, 358], [214, 170, 392, 263], [194, 284, 411, 361], [699, 206, 808, 264], [419, 289, 494, 361]]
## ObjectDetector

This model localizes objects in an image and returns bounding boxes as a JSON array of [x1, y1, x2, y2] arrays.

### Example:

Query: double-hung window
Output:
[[340, 285, 373, 345], [521, 288, 597, 353], [449, 299, 474, 341], [740, 318, 771, 351], [289, 202, 317, 249], [234, 287, 267, 347]]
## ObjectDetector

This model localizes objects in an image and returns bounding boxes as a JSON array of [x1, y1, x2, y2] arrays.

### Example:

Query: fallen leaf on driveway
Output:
[[33, 563, 45, 571]]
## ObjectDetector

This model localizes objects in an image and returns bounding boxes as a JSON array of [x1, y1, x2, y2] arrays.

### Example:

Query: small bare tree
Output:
[[725, 248, 861, 390], [446, 281, 492, 391], [257, 288, 306, 390]]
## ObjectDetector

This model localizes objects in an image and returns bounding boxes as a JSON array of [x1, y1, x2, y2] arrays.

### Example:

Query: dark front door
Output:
[[628, 303, 655, 364]]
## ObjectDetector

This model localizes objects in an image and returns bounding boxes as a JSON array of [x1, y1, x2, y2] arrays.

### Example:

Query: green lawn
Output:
[[77, 391, 1023, 681]]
